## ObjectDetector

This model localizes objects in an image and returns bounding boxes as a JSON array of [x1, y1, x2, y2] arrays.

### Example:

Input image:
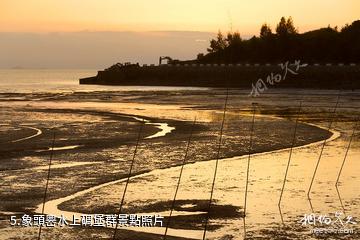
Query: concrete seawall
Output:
[[79, 64, 360, 89]]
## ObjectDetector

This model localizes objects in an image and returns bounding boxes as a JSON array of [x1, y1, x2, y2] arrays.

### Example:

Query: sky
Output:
[[0, 31, 214, 68], [1, 0, 359, 33], [0, 0, 359, 68]]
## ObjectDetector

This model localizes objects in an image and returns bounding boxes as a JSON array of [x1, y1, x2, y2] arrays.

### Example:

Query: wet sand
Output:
[[0, 89, 359, 239]]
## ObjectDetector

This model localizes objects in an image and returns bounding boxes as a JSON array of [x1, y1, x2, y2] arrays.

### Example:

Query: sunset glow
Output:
[[1, 0, 359, 34]]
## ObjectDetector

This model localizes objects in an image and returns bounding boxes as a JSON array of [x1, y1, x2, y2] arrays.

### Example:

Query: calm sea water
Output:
[[0, 69, 208, 93]]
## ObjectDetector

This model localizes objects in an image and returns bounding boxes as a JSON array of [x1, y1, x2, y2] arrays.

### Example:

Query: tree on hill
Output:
[[260, 24, 272, 39], [276, 17, 297, 36], [207, 31, 228, 53], [198, 17, 360, 64]]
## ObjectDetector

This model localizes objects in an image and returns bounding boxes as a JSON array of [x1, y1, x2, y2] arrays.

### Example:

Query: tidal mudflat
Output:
[[0, 89, 359, 239]]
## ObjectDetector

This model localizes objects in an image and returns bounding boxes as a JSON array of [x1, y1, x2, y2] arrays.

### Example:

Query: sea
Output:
[[0, 69, 208, 93]]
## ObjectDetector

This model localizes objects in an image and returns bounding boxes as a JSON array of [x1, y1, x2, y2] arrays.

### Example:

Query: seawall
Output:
[[79, 64, 360, 89]]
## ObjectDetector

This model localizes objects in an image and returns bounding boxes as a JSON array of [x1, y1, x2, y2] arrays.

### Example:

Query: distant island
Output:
[[80, 17, 360, 89]]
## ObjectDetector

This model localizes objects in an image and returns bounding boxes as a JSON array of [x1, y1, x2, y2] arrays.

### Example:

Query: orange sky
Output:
[[1, 0, 359, 34]]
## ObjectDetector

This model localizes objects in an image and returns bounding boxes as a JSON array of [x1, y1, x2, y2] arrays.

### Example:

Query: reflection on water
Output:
[[144, 123, 175, 139], [132, 116, 175, 139], [37, 121, 359, 239], [35, 145, 82, 152], [32, 161, 99, 171], [10, 126, 42, 143], [1, 88, 359, 239]]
